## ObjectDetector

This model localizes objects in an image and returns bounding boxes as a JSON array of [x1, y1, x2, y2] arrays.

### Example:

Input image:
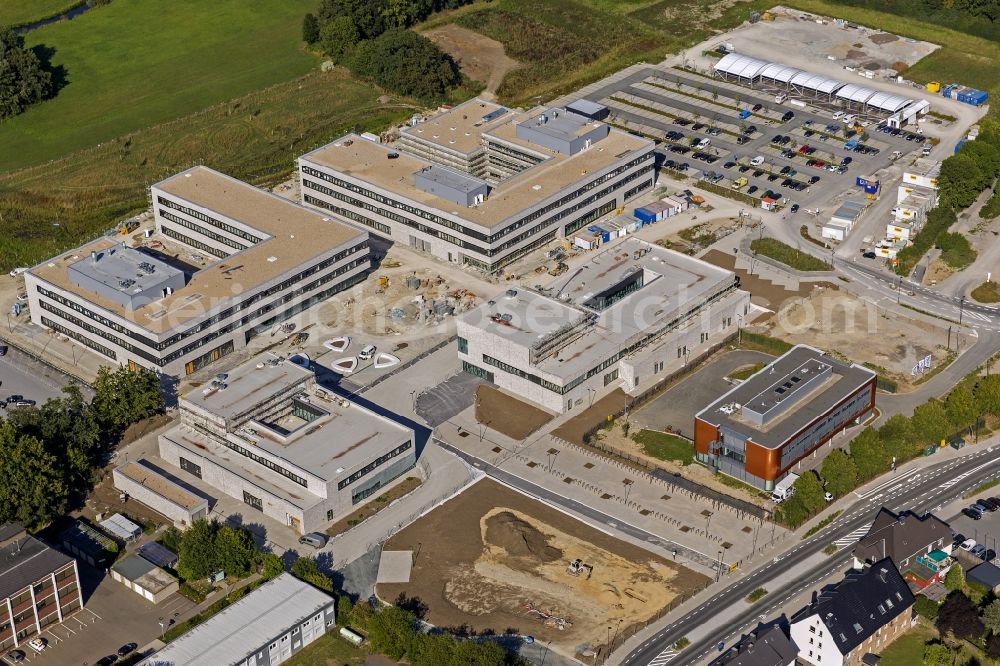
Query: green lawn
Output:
[[729, 363, 764, 381], [971, 281, 1000, 303], [286, 632, 367, 666], [878, 624, 938, 666], [0, 0, 319, 172], [750, 238, 832, 272], [0, 0, 82, 27], [633, 429, 694, 465]]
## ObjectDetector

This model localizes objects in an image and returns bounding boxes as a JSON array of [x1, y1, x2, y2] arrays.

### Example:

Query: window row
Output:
[[157, 196, 264, 244], [337, 441, 412, 491], [159, 209, 250, 251]]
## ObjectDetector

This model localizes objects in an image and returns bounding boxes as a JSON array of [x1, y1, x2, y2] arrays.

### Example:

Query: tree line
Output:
[[303, 0, 479, 101], [0, 365, 163, 528], [914, 562, 1000, 663], [0, 28, 53, 119], [831, 0, 1000, 44], [895, 121, 1000, 274], [338, 596, 528, 666], [778, 373, 1000, 527]]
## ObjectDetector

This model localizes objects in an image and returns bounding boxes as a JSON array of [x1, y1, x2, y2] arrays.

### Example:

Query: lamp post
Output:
[[716, 548, 725, 582], [158, 616, 166, 638], [959, 296, 966, 325], [896, 276, 901, 305]]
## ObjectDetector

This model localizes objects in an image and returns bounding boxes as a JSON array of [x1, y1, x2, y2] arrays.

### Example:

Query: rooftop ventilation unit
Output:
[[505, 289, 518, 299], [137, 261, 156, 274], [118, 279, 135, 289]]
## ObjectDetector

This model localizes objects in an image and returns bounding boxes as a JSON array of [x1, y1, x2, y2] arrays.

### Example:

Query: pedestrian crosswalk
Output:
[[832, 522, 872, 548], [940, 469, 976, 490], [648, 647, 680, 665]]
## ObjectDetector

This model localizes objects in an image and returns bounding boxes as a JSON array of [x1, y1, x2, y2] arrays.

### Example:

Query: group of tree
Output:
[[912, 559, 1000, 663], [832, 0, 1000, 44], [0, 28, 53, 119], [0, 365, 163, 528], [338, 597, 526, 666], [895, 121, 1000, 274], [778, 375, 1000, 527], [303, 0, 474, 100]]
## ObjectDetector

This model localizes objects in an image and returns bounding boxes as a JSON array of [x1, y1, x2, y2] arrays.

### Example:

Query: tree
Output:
[[911, 401, 950, 444], [336, 595, 355, 627], [0, 28, 53, 119], [946, 385, 978, 429], [350, 29, 460, 101], [0, 423, 69, 528], [216, 525, 259, 578], [923, 641, 953, 666], [449, 639, 508, 666], [820, 449, 858, 498], [261, 552, 284, 580], [939, 154, 985, 209], [291, 556, 334, 592], [793, 470, 825, 514], [92, 366, 164, 433], [944, 562, 965, 592], [302, 13, 320, 44], [977, 375, 1000, 417], [987, 632, 1000, 660], [320, 15, 359, 63], [177, 519, 219, 581], [367, 605, 415, 659], [849, 427, 889, 481], [983, 599, 1000, 634], [914, 595, 940, 621], [936, 590, 983, 640]]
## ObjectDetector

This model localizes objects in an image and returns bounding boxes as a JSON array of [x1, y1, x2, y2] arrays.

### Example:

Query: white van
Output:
[[775, 93, 787, 104], [832, 110, 845, 120], [843, 114, 856, 125], [696, 137, 711, 149], [358, 344, 377, 361], [750, 155, 765, 166]]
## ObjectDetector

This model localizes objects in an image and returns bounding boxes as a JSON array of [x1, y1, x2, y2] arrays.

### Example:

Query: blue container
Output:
[[955, 139, 966, 155], [634, 207, 656, 224], [959, 89, 988, 106]]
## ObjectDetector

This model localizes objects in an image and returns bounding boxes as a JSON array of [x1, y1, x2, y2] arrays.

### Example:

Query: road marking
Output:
[[833, 522, 872, 548], [648, 647, 680, 664], [855, 468, 919, 498]]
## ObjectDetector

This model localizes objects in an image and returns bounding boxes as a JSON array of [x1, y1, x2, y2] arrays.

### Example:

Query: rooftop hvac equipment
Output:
[[118, 279, 136, 289], [137, 262, 156, 274], [505, 288, 518, 299]]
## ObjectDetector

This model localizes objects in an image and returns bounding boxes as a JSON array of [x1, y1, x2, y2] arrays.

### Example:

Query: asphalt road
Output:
[[0, 343, 90, 406], [625, 446, 1000, 665]]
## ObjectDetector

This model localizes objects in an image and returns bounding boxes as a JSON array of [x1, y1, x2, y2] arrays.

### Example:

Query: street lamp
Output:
[[896, 276, 901, 305], [959, 296, 966, 325], [158, 616, 166, 637], [716, 548, 725, 582]]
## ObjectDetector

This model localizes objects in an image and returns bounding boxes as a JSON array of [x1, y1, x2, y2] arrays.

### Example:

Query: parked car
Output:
[[747, 185, 759, 194], [841, 156, 853, 165], [736, 136, 750, 145], [298, 532, 329, 549], [980, 497, 1000, 511], [982, 549, 997, 562], [0, 345, 7, 356], [824, 492, 833, 501], [803, 129, 815, 137], [724, 161, 737, 169], [960, 539, 978, 551], [790, 204, 800, 213], [692, 122, 705, 130], [117, 643, 138, 658], [809, 175, 821, 184], [753, 169, 764, 178], [6, 650, 25, 664], [752, 103, 763, 112], [738, 165, 751, 173], [953, 533, 967, 546], [358, 344, 377, 361], [862, 251, 877, 259], [27, 638, 47, 653], [779, 166, 791, 175], [972, 544, 987, 558], [767, 174, 779, 182], [973, 502, 991, 514], [96, 656, 118, 666], [7, 399, 35, 408]]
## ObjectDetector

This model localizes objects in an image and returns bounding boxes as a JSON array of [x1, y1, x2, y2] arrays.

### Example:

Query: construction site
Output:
[[376, 479, 708, 658]]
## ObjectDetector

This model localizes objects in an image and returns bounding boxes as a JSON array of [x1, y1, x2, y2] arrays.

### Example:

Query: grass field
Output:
[[286, 632, 367, 666], [0, 70, 415, 270], [750, 238, 833, 272], [418, 0, 771, 104], [0, 0, 81, 27], [633, 429, 694, 465], [971, 281, 1000, 303], [729, 362, 765, 381], [0, 0, 320, 172]]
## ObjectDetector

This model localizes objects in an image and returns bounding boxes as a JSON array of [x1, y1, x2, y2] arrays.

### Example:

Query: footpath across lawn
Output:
[[0, 0, 319, 172]]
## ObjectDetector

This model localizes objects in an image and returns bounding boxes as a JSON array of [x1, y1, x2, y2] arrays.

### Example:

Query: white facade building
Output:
[[297, 99, 655, 273], [158, 352, 415, 534], [456, 238, 750, 413], [25, 166, 370, 376]]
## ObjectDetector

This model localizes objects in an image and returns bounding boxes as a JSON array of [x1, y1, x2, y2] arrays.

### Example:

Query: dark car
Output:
[[862, 251, 877, 259], [752, 103, 763, 112], [117, 643, 138, 658], [724, 161, 737, 169], [739, 165, 751, 173], [6, 650, 25, 664], [692, 122, 705, 130], [97, 656, 118, 666], [664, 159, 676, 169], [803, 129, 814, 138], [983, 549, 998, 562], [963, 507, 983, 520], [771, 135, 783, 144], [953, 533, 967, 546], [782, 111, 795, 122], [809, 175, 821, 184], [780, 166, 791, 175], [744, 125, 757, 135], [790, 203, 800, 213], [678, 162, 689, 172], [0, 345, 7, 356], [767, 174, 779, 182], [753, 169, 765, 178], [841, 156, 853, 165], [747, 185, 759, 194], [737, 136, 750, 145], [981, 497, 1000, 511], [794, 182, 807, 191]]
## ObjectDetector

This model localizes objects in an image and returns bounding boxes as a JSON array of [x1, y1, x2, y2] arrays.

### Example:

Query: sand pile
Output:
[[485, 511, 563, 562]]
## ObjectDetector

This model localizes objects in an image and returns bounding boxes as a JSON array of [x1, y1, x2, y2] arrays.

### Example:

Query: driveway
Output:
[[632, 350, 773, 435]]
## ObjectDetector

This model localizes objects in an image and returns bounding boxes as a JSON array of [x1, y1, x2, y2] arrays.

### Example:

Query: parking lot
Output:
[[1, 562, 195, 665], [0, 344, 90, 410], [578, 67, 922, 211], [946, 496, 1000, 567]]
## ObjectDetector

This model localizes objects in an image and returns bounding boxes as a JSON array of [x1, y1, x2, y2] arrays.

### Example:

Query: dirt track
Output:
[[377, 479, 708, 653], [423, 24, 519, 99]]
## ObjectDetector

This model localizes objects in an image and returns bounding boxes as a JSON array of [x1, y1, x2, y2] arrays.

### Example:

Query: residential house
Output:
[[852, 508, 953, 588], [710, 624, 798, 666]]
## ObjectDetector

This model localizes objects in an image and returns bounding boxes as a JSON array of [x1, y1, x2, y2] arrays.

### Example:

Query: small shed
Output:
[[100, 513, 142, 542], [968, 562, 1000, 592], [111, 554, 178, 604], [138, 541, 178, 569], [760, 196, 778, 211], [60, 520, 117, 568], [565, 99, 610, 121]]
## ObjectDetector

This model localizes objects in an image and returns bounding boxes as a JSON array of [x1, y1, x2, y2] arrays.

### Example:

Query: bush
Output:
[[937, 232, 977, 269], [749, 238, 831, 272], [914, 595, 940, 620], [746, 588, 768, 602]]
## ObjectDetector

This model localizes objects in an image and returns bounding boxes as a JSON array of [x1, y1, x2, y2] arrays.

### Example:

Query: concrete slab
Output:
[[376, 550, 413, 584]]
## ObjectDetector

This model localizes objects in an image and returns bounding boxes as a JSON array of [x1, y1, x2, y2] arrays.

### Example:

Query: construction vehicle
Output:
[[567, 558, 594, 579], [548, 262, 569, 277], [119, 218, 140, 235], [732, 176, 748, 190]]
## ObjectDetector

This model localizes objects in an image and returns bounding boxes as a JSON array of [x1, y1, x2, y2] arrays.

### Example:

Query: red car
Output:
[[798, 145, 810, 154]]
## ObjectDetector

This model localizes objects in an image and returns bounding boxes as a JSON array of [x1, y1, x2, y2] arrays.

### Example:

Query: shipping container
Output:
[[634, 207, 656, 224], [955, 140, 966, 155]]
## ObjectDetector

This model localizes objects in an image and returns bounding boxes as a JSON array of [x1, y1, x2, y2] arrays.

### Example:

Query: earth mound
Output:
[[485, 511, 562, 562]]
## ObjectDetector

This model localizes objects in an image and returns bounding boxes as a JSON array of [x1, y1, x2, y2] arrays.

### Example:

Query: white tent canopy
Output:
[[714, 53, 769, 80]]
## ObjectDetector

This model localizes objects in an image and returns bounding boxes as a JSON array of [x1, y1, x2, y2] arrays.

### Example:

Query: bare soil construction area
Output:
[[423, 24, 519, 99], [475, 385, 553, 440], [377, 479, 708, 655]]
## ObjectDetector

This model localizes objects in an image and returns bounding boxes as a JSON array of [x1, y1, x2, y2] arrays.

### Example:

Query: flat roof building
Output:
[[140, 573, 335, 665], [695, 345, 876, 489], [0, 524, 81, 652], [298, 98, 655, 273], [159, 352, 415, 534], [113, 459, 210, 528], [25, 166, 371, 376], [457, 238, 750, 413], [110, 554, 178, 605]]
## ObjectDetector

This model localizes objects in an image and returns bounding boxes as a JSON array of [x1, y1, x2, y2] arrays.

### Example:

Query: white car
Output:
[[824, 492, 833, 502], [27, 637, 47, 653], [750, 156, 765, 166], [358, 344, 377, 361], [832, 111, 845, 120], [960, 539, 977, 552]]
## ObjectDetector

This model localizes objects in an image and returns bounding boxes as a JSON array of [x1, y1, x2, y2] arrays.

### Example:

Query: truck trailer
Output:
[[771, 472, 800, 503]]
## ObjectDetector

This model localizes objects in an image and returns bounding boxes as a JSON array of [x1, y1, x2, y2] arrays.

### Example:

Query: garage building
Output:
[[111, 554, 178, 604]]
